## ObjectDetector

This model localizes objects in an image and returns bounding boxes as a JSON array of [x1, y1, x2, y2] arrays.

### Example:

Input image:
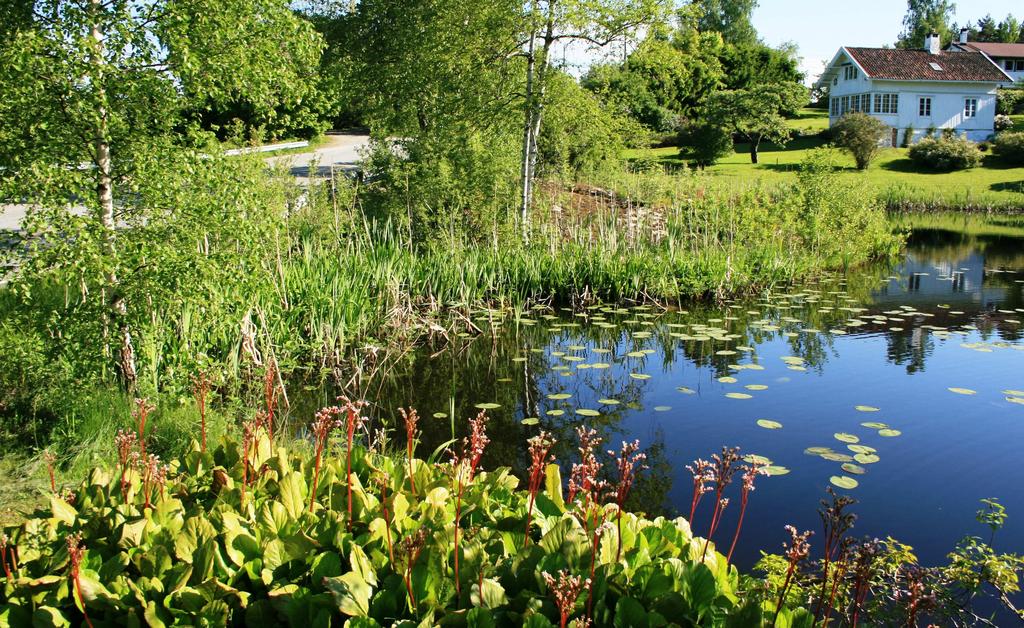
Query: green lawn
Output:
[[625, 109, 1024, 208]]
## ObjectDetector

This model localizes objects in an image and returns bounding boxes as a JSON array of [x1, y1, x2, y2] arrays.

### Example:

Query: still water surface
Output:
[[300, 222, 1024, 570]]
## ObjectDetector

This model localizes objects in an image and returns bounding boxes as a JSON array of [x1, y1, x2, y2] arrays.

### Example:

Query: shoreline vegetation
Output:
[[2, 399, 1020, 626]]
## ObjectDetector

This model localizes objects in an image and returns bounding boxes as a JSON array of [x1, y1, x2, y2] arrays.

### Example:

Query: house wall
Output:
[[991, 58, 1024, 85], [828, 79, 998, 143]]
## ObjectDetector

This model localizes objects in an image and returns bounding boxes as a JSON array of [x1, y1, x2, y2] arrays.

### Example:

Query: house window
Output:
[[918, 97, 932, 117], [830, 97, 839, 116], [850, 94, 860, 113], [874, 93, 882, 113], [1016, 60, 1024, 71], [964, 98, 977, 118], [1007, 60, 1015, 70], [840, 96, 849, 115], [843, 65, 859, 80]]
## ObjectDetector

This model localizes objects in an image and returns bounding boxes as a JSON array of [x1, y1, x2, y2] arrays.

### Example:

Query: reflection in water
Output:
[[290, 224, 1024, 575]]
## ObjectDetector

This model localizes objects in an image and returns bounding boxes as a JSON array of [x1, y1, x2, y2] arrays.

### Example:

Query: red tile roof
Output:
[[845, 48, 1008, 82], [956, 42, 1024, 58]]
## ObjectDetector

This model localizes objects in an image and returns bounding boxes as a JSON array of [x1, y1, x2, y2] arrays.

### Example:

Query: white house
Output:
[[948, 29, 1024, 86], [817, 34, 1012, 145]]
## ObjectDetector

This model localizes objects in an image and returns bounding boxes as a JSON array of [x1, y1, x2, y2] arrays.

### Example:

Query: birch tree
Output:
[[0, 0, 322, 388]]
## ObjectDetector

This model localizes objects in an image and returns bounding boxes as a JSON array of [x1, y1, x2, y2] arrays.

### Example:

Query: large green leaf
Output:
[[279, 471, 308, 520], [543, 464, 564, 511], [325, 572, 372, 617]]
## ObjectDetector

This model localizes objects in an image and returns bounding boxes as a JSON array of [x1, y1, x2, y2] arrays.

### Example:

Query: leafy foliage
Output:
[[832, 113, 890, 170], [703, 82, 808, 164], [0, 413, 799, 626], [992, 131, 1024, 165], [677, 122, 734, 169], [908, 136, 983, 171]]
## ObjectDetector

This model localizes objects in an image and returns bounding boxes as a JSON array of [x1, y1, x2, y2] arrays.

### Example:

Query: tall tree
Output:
[[691, 0, 758, 47], [0, 0, 323, 387], [703, 82, 806, 163], [896, 0, 956, 49], [517, 0, 665, 234]]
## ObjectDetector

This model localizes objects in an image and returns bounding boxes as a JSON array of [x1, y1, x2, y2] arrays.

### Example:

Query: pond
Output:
[[296, 216, 1024, 571]]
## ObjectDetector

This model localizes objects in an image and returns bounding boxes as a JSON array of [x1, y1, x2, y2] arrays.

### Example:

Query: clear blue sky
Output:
[[752, 0, 1023, 82]]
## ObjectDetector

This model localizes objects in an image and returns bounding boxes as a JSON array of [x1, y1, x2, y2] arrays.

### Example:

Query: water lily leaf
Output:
[[744, 454, 772, 465], [575, 409, 600, 417], [756, 419, 783, 430], [947, 387, 976, 395], [841, 463, 866, 475], [725, 392, 752, 400], [804, 447, 833, 455], [718, 376, 738, 384], [546, 393, 571, 400], [855, 405, 880, 412], [860, 422, 888, 429], [474, 403, 501, 410], [763, 466, 790, 476], [597, 398, 620, 405], [1008, 397, 1024, 406], [1003, 390, 1024, 397], [830, 476, 859, 490], [521, 418, 539, 426], [745, 384, 768, 391], [847, 445, 877, 454], [545, 409, 564, 417], [653, 406, 672, 412], [432, 412, 448, 419], [854, 453, 880, 464], [630, 373, 651, 380], [834, 433, 859, 444], [878, 429, 901, 437], [676, 387, 696, 395]]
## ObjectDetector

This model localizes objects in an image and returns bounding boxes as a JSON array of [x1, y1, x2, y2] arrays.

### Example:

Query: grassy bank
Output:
[[626, 110, 1024, 211]]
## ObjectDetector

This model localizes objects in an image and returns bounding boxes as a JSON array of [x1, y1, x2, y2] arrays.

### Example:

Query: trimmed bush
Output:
[[908, 136, 982, 171], [992, 131, 1024, 165], [678, 121, 733, 169], [831, 112, 889, 170]]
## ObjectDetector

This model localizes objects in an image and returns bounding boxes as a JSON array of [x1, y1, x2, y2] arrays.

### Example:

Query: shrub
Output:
[[992, 131, 1024, 165], [678, 121, 733, 169], [994, 114, 1014, 132], [996, 87, 1024, 115], [831, 112, 889, 170], [908, 136, 983, 171], [901, 125, 914, 148]]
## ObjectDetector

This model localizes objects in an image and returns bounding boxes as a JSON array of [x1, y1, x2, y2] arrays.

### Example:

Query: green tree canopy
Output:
[[703, 82, 807, 163], [692, 0, 758, 46], [896, 0, 956, 49]]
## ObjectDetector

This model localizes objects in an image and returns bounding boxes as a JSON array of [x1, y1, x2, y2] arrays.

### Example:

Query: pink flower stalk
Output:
[[375, 473, 395, 564], [133, 398, 155, 459], [701, 447, 741, 562], [308, 405, 344, 513], [43, 450, 57, 493], [241, 417, 262, 503], [340, 398, 369, 529], [399, 407, 420, 496], [402, 528, 428, 612], [191, 371, 211, 452], [568, 427, 609, 620], [115, 429, 138, 499], [264, 359, 278, 447], [67, 533, 94, 628], [0, 534, 13, 580], [610, 440, 647, 561], [543, 569, 591, 628], [686, 458, 714, 524], [726, 462, 766, 563], [137, 453, 168, 510], [773, 525, 813, 627], [452, 410, 490, 595], [524, 431, 556, 547]]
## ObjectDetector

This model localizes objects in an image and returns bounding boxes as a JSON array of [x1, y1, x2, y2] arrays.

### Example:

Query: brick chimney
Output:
[[924, 32, 941, 54], [959, 28, 969, 44]]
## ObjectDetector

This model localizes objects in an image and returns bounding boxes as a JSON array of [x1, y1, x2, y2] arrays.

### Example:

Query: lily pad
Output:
[[630, 373, 651, 380], [878, 428, 901, 437], [546, 409, 565, 417], [597, 398, 620, 405], [575, 409, 600, 417], [546, 393, 572, 400], [474, 403, 501, 410], [821, 453, 854, 462], [756, 419, 783, 429], [1008, 397, 1024, 406], [653, 406, 672, 412], [1003, 389, 1024, 397], [854, 453, 880, 464], [744, 454, 773, 465], [841, 463, 866, 475], [718, 376, 738, 384], [725, 392, 753, 400], [847, 445, 877, 454], [834, 433, 860, 444], [745, 384, 768, 391], [521, 417, 540, 426], [804, 447, 834, 455], [947, 387, 977, 395], [432, 412, 448, 419], [860, 422, 889, 429], [855, 405, 880, 412], [830, 476, 859, 490], [763, 466, 790, 476], [676, 387, 696, 395]]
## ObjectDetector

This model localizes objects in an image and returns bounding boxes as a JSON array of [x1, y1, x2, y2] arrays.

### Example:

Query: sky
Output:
[[752, 0, 1023, 83]]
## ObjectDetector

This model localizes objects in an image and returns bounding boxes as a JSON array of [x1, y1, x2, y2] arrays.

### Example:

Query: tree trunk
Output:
[[749, 137, 760, 164], [519, 24, 537, 241], [90, 0, 136, 389]]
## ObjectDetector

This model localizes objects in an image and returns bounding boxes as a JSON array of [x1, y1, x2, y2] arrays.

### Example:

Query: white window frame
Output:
[[964, 98, 977, 118], [918, 96, 932, 117]]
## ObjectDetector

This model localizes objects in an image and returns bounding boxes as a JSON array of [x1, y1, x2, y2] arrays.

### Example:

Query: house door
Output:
[[891, 128, 898, 147]]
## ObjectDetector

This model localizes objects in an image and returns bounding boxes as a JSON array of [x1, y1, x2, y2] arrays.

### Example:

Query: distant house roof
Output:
[[953, 41, 1024, 59], [843, 48, 1009, 82]]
